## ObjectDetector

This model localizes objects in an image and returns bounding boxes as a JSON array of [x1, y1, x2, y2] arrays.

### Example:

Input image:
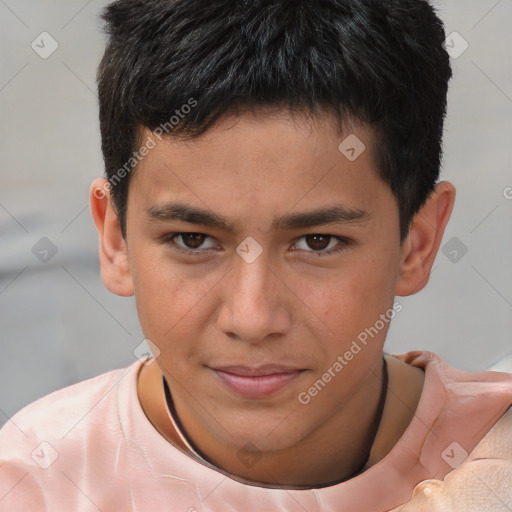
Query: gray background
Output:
[[0, 0, 511, 428]]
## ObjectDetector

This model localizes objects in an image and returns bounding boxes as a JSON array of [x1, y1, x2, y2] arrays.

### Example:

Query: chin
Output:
[[216, 413, 310, 453]]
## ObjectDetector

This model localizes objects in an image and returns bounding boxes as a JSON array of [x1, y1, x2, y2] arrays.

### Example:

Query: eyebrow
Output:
[[145, 202, 371, 232]]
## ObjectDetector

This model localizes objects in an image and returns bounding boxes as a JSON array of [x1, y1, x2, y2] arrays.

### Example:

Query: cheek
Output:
[[130, 248, 219, 341], [301, 253, 398, 339]]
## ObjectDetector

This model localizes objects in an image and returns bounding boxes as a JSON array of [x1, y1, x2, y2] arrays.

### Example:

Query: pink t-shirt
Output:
[[1, 350, 511, 511]]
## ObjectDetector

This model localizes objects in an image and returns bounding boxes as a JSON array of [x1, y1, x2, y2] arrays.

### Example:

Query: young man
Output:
[[1, 0, 511, 510]]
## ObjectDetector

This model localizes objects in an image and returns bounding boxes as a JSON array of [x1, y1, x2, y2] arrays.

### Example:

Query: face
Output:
[[124, 109, 404, 451]]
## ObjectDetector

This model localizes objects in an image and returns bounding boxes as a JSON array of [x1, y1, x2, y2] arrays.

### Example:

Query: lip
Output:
[[211, 365, 304, 398]]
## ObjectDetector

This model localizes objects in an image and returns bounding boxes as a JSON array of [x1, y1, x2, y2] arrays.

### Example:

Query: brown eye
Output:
[[304, 235, 331, 251], [163, 232, 218, 254], [292, 234, 352, 256], [180, 233, 207, 249]]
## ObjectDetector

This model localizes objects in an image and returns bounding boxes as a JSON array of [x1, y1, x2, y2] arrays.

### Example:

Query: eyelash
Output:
[[161, 233, 352, 257]]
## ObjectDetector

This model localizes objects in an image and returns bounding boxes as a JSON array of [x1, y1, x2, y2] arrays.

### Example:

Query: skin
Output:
[[389, 408, 512, 511], [90, 107, 455, 487]]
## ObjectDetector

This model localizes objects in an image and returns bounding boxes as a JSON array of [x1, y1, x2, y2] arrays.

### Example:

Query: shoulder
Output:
[[0, 362, 139, 453], [0, 361, 144, 508]]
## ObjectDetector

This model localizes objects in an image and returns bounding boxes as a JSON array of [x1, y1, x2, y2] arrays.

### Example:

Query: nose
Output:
[[217, 252, 292, 344]]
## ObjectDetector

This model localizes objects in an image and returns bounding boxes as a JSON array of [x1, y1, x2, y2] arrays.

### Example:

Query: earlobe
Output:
[[89, 178, 134, 297], [395, 181, 456, 296]]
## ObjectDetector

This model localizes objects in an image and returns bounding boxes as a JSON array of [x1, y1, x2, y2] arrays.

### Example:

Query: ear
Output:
[[89, 178, 134, 297], [395, 181, 456, 296]]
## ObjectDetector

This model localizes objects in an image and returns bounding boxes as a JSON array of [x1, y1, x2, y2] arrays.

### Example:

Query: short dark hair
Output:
[[97, 0, 452, 241]]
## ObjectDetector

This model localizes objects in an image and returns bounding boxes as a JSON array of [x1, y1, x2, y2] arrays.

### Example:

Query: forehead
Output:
[[128, 109, 393, 229]]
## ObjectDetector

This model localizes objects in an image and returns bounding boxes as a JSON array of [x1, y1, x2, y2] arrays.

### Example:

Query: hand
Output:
[[388, 460, 512, 511], [387, 479, 453, 512], [389, 407, 512, 511]]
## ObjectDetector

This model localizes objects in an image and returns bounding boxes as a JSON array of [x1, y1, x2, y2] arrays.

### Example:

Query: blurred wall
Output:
[[1, 0, 511, 428]]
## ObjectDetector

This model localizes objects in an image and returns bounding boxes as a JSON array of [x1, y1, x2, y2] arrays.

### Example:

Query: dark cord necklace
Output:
[[332, 355, 389, 484], [162, 356, 388, 486]]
